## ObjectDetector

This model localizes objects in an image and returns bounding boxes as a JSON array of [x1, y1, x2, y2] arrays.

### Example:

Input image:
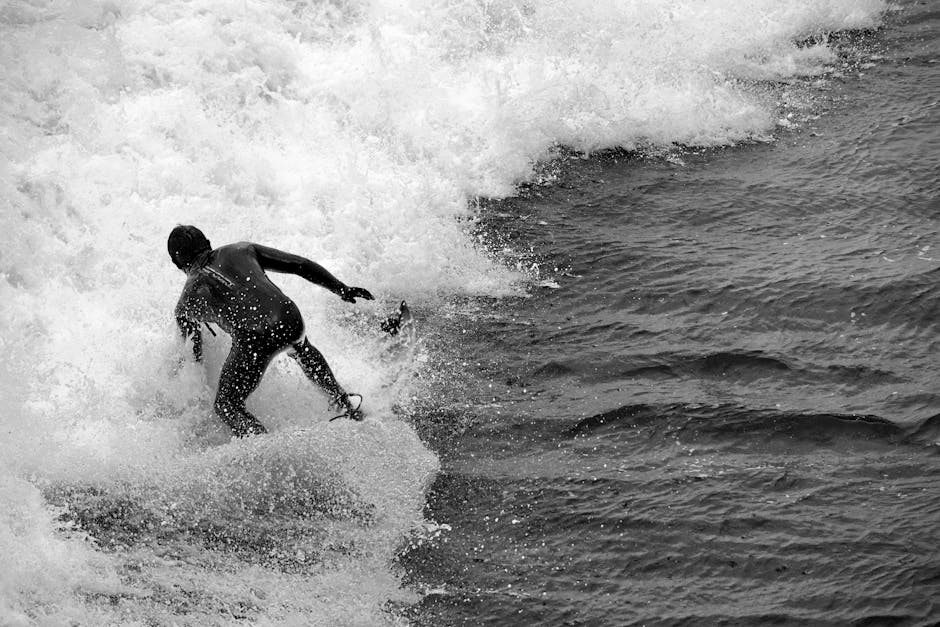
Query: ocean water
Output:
[[0, 0, 936, 625], [402, 3, 940, 625]]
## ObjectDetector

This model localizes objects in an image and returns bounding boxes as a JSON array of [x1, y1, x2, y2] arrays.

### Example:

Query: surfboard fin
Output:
[[381, 300, 411, 336]]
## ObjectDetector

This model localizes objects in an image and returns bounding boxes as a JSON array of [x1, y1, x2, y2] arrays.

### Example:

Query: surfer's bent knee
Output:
[[287, 336, 307, 356]]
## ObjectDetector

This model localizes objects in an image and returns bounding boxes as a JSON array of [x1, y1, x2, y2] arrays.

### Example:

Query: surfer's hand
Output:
[[340, 286, 374, 303]]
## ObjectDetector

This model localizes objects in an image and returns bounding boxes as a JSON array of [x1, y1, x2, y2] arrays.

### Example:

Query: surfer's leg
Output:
[[288, 338, 362, 419], [215, 339, 272, 437], [288, 338, 347, 401]]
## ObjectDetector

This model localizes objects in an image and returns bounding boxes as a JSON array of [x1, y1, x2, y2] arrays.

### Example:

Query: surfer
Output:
[[168, 225, 374, 436]]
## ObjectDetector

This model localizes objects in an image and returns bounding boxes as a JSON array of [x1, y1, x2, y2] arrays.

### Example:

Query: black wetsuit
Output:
[[173, 241, 371, 436]]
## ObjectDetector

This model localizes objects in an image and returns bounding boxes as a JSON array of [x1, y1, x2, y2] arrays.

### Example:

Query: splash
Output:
[[0, 0, 885, 622]]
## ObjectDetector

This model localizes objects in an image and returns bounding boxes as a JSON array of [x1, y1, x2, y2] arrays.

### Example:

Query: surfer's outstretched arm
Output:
[[252, 243, 375, 303]]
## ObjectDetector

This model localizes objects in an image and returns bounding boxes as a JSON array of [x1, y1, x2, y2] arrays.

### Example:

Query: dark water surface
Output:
[[404, 4, 940, 625]]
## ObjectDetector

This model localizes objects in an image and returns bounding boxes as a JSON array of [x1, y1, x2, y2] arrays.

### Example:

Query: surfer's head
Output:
[[167, 225, 211, 271]]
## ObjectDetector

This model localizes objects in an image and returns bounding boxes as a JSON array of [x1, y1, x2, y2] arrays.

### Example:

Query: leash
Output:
[[329, 394, 363, 422]]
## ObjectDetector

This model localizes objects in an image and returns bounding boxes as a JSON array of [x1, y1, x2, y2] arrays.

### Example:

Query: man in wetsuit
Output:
[[168, 225, 373, 437]]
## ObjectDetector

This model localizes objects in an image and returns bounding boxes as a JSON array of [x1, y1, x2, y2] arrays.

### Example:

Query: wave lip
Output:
[[621, 350, 793, 381], [568, 402, 911, 445]]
